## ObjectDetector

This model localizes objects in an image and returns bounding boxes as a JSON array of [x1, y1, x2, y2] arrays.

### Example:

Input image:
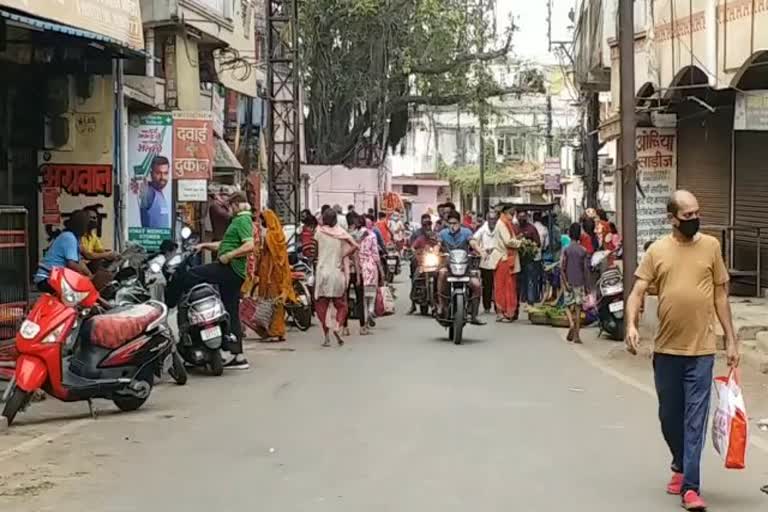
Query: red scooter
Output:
[[2, 267, 172, 426]]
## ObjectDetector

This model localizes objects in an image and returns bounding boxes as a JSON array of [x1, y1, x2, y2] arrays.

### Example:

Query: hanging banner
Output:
[[172, 111, 214, 180], [127, 113, 173, 250], [0, 0, 144, 50], [636, 128, 677, 257]]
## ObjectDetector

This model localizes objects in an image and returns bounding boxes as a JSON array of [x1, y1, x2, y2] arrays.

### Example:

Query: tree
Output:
[[300, 0, 542, 166]]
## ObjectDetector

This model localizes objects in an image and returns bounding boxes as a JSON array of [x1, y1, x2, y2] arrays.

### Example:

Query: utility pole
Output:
[[585, 91, 600, 207], [546, 94, 553, 157], [619, 0, 637, 303], [479, 116, 485, 215]]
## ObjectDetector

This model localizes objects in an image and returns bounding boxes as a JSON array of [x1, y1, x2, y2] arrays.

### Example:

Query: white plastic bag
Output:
[[712, 369, 748, 469]]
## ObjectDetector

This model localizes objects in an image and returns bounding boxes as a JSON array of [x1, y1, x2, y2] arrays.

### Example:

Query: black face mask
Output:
[[88, 220, 98, 230], [675, 217, 700, 239]]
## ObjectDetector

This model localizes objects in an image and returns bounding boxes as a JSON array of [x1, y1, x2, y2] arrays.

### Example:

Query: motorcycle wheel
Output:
[[419, 304, 429, 316], [209, 348, 224, 376], [611, 319, 625, 342], [168, 349, 188, 385], [292, 306, 312, 331], [2, 383, 30, 426], [452, 294, 465, 345], [386, 271, 394, 284], [113, 368, 154, 412]]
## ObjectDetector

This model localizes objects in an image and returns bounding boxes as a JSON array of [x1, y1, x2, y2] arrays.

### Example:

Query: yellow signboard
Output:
[[0, 0, 144, 50]]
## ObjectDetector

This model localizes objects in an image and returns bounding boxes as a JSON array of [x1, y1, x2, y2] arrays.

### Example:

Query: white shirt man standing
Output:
[[473, 211, 500, 314]]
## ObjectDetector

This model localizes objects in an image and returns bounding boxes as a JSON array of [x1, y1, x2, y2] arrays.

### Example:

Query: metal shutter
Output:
[[734, 131, 768, 288]]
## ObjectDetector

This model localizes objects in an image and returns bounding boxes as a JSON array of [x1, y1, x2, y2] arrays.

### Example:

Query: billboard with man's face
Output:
[[127, 113, 173, 250]]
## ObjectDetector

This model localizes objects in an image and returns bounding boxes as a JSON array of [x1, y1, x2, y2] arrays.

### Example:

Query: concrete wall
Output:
[[391, 184, 449, 223], [37, 75, 116, 256]]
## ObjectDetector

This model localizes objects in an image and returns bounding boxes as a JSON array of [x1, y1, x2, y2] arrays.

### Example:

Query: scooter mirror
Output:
[[181, 226, 192, 240]]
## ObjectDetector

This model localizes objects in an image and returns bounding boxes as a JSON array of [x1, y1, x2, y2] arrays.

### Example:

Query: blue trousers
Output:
[[653, 353, 714, 494], [518, 261, 541, 304]]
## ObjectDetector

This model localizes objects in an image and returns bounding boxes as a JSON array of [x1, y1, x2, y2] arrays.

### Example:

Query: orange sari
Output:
[[255, 209, 296, 339], [495, 216, 520, 319]]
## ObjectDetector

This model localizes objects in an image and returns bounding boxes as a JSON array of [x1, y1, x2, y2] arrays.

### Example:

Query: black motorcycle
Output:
[[410, 247, 440, 316], [436, 249, 475, 344], [384, 244, 401, 284]]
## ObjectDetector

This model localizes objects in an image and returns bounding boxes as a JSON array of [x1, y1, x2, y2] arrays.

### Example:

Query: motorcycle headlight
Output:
[[423, 253, 440, 267], [450, 264, 468, 275], [60, 277, 90, 307]]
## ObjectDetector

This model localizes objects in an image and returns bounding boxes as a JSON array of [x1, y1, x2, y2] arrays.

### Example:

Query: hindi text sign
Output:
[[636, 128, 677, 258], [172, 112, 214, 180]]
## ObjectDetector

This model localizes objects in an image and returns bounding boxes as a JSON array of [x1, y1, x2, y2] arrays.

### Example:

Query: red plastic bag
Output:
[[712, 369, 748, 469]]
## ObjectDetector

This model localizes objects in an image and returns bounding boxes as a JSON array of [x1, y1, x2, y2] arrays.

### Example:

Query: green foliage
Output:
[[300, 0, 519, 165]]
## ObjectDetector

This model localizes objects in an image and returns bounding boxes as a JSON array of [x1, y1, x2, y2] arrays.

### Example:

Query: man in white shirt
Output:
[[333, 204, 348, 230], [473, 211, 500, 314]]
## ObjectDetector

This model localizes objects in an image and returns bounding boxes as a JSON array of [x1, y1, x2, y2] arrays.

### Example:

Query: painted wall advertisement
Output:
[[38, 163, 114, 254], [172, 111, 214, 180], [127, 113, 173, 250], [636, 127, 676, 257], [543, 157, 561, 191]]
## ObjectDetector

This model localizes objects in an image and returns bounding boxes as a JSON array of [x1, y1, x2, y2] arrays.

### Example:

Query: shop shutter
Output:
[[734, 131, 768, 289], [676, 104, 732, 228]]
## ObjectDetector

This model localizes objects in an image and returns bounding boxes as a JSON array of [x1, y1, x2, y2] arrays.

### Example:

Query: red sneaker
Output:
[[667, 472, 683, 495], [681, 490, 707, 511]]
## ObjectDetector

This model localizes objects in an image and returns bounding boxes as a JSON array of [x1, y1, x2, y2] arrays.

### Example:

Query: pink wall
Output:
[[302, 165, 388, 214], [392, 183, 448, 222]]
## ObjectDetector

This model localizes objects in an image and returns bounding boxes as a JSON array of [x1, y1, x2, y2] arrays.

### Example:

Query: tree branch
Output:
[[410, 31, 512, 75]]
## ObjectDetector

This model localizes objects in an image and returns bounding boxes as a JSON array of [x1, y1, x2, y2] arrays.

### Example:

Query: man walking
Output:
[[626, 190, 739, 511], [473, 211, 500, 314]]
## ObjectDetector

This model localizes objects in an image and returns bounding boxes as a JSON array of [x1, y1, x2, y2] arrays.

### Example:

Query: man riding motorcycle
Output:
[[407, 213, 440, 314], [436, 211, 483, 324]]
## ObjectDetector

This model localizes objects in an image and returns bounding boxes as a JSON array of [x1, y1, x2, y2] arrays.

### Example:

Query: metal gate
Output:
[[734, 131, 768, 289], [0, 207, 29, 377]]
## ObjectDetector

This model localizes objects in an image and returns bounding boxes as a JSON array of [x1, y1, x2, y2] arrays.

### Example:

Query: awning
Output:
[[213, 138, 243, 170], [0, 9, 146, 58]]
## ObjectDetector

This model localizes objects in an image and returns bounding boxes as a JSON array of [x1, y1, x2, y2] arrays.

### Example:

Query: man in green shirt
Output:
[[192, 191, 254, 369]]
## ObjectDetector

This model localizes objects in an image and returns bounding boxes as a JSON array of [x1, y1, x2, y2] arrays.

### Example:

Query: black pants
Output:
[[186, 263, 245, 354], [480, 268, 494, 312], [343, 274, 366, 328]]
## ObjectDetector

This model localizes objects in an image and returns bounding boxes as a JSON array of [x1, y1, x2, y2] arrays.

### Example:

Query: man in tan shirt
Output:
[[626, 190, 739, 511]]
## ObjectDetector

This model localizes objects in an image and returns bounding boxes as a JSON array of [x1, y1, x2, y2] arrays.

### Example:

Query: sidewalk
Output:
[[639, 296, 768, 374]]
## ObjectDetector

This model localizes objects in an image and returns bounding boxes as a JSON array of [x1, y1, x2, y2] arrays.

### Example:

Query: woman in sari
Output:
[[253, 209, 295, 341], [493, 205, 522, 322], [315, 208, 358, 346]]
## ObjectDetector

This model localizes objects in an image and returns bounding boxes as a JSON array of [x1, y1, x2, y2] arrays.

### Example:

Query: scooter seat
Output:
[[85, 303, 165, 349], [186, 283, 219, 303]]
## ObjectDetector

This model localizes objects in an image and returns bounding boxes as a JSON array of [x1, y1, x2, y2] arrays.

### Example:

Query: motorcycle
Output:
[[2, 267, 172, 426], [436, 249, 475, 345], [410, 247, 440, 316], [592, 251, 624, 341], [286, 257, 313, 331], [385, 244, 401, 283], [164, 229, 235, 376]]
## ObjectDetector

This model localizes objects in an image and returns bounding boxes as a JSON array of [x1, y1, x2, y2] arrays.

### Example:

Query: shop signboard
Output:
[[734, 90, 768, 131], [0, 0, 144, 50], [636, 127, 676, 258], [178, 179, 207, 202], [127, 113, 174, 251], [172, 111, 214, 180]]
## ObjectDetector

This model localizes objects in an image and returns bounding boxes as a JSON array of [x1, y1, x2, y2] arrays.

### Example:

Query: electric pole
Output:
[[479, 116, 485, 215], [619, 0, 637, 303]]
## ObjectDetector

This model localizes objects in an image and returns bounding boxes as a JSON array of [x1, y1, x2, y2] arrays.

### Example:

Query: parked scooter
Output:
[[102, 250, 187, 386], [591, 251, 624, 341], [435, 249, 476, 344], [164, 228, 235, 376], [2, 267, 172, 426], [286, 257, 313, 331]]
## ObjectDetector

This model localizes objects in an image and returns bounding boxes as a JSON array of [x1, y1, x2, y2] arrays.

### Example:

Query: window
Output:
[[496, 137, 505, 156], [511, 136, 525, 157], [402, 185, 419, 195]]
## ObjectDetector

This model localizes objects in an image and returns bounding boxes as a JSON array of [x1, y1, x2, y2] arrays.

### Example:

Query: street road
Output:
[[1, 282, 768, 511]]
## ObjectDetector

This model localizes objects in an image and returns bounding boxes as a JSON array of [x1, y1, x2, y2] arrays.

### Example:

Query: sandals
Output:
[[333, 330, 345, 346], [566, 328, 574, 342]]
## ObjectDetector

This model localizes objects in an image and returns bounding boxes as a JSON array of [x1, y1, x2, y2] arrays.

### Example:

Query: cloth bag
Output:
[[240, 296, 276, 333], [375, 286, 395, 316], [712, 369, 748, 469]]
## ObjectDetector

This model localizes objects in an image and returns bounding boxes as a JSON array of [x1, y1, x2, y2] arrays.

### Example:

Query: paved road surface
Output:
[[1, 282, 767, 511]]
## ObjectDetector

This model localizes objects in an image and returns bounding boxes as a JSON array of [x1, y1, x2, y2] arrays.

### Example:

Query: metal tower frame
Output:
[[265, 0, 301, 227]]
